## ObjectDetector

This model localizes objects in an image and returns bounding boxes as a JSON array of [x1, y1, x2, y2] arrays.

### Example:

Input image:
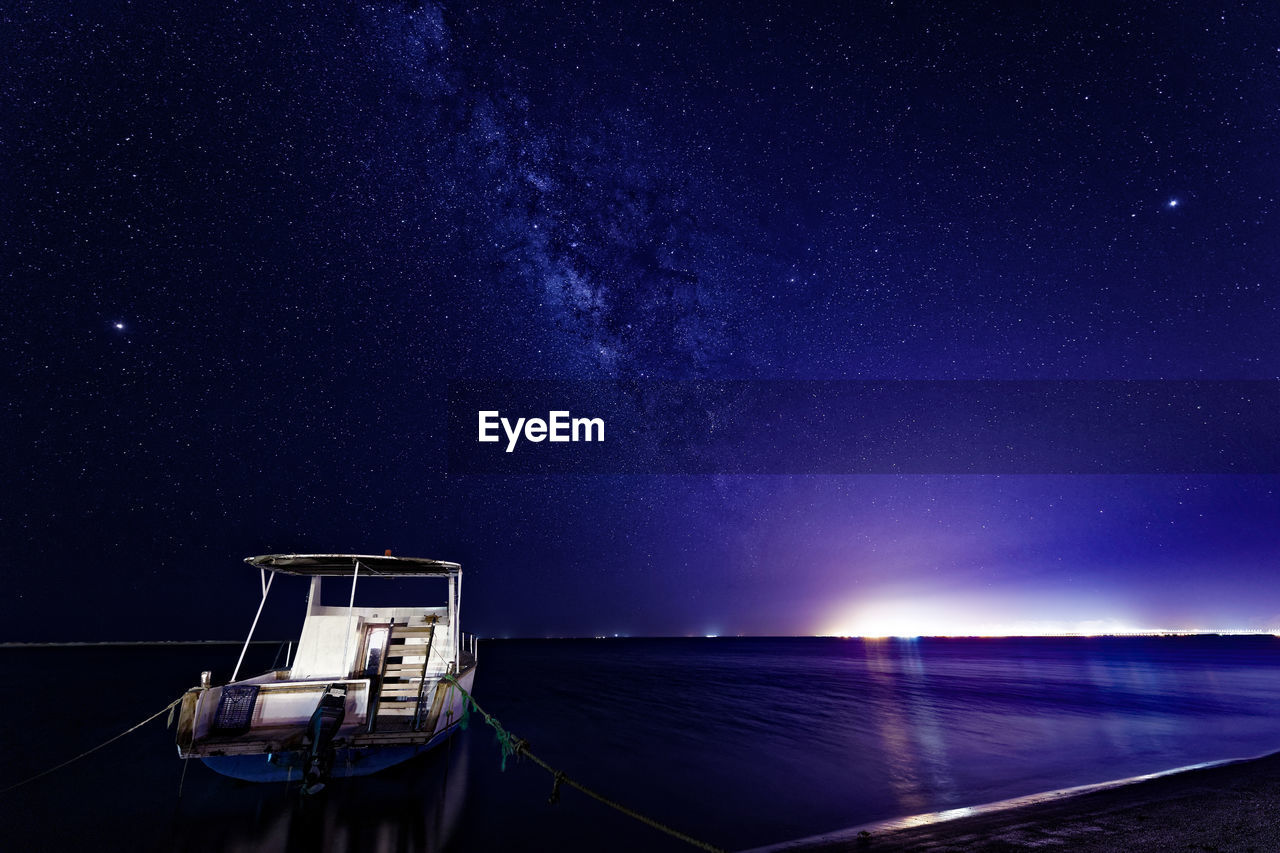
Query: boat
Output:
[[175, 553, 477, 792]]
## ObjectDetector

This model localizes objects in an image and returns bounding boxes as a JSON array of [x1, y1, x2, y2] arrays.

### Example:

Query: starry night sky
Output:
[[5, 1, 1279, 640]]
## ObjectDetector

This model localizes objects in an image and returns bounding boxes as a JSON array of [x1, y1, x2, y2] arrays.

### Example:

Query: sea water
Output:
[[3, 636, 1280, 851]]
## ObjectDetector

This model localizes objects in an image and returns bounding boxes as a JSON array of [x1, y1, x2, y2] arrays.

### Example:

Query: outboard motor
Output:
[[302, 684, 347, 795]]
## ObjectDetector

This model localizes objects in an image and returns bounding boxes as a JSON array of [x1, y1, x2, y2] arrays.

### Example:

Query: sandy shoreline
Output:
[[747, 751, 1280, 852]]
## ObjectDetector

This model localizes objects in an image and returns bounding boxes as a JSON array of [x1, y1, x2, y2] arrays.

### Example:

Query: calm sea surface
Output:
[[4, 636, 1280, 851]]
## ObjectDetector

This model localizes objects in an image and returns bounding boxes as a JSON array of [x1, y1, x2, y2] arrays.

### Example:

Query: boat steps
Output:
[[384, 662, 431, 673], [351, 731, 435, 746]]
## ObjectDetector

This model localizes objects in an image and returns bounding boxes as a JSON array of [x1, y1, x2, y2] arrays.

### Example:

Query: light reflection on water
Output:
[[3, 637, 1280, 851]]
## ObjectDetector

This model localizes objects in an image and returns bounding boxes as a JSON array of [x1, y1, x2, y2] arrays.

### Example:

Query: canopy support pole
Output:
[[231, 568, 275, 682], [339, 560, 361, 677], [447, 573, 456, 672], [454, 570, 463, 664]]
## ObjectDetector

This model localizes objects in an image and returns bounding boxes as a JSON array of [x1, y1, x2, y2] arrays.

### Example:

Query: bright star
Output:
[[1167, 199, 1179, 208]]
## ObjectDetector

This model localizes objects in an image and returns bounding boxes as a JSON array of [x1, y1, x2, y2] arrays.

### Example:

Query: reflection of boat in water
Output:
[[175, 554, 477, 792], [171, 740, 471, 853]]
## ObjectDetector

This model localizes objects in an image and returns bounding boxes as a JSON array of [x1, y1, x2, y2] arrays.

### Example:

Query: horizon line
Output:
[[4, 631, 1279, 647]]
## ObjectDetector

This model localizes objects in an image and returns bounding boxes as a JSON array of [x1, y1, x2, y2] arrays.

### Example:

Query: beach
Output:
[[758, 750, 1280, 852]]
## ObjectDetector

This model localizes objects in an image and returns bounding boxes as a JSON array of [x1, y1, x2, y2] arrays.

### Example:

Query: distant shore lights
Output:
[[816, 598, 1274, 638]]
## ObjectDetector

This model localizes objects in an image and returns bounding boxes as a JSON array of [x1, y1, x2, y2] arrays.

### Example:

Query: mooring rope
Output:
[[443, 675, 727, 853], [0, 695, 184, 796], [3, 681, 729, 853]]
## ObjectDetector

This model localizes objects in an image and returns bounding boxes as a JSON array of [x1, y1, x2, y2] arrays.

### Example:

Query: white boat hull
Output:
[[181, 665, 477, 784], [201, 724, 463, 782]]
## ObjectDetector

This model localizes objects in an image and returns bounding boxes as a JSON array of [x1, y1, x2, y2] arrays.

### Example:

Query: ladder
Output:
[[374, 619, 438, 729]]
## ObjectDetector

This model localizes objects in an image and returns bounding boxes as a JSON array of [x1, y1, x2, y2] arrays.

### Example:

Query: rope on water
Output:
[[444, 675, 727, 853], [0, 695, 184, 796]]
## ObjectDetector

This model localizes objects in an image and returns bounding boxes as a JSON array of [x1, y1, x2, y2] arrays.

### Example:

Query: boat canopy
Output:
[[245, 554, 461, 577]]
